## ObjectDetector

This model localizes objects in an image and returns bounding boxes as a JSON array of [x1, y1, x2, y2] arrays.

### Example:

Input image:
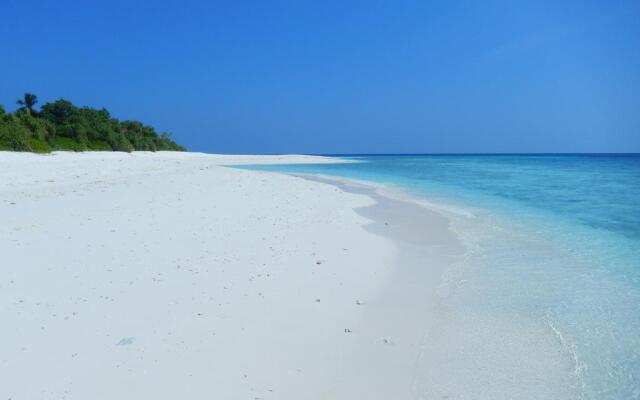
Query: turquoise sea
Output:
[[242, 155, 640, 399]]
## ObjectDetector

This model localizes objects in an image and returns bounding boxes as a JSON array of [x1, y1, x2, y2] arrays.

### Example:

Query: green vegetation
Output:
[[0, 93, 185, 153]]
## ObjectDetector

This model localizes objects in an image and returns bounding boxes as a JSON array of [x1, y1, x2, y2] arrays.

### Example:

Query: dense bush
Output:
[[0, 115, 32, 151], [0, 93, 185, 153]]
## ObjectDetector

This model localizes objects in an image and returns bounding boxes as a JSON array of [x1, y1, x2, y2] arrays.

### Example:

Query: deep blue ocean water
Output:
[[241, 155, 640, 399]]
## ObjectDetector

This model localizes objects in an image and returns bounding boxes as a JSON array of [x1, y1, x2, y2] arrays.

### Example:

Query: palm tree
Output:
[[17, 93, 38, 115]]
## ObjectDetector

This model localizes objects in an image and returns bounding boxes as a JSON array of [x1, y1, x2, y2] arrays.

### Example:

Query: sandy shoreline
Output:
[[0, 151, 459, 399]]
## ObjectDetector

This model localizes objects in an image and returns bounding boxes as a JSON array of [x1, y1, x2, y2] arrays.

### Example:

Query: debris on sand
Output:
[[116, 337, 135, 346]]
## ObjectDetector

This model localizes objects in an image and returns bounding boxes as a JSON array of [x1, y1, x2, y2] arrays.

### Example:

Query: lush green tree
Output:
[[40, 99, 78, 125], [0, 104, 5, 117], [2, 94, 185, 153], [16, 93, 38, 116]]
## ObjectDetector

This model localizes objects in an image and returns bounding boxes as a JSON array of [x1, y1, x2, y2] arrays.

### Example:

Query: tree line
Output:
[[0, 93, 185, 152]]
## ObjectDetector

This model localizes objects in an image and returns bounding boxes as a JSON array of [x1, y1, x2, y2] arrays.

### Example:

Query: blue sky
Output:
[[1, 0, 639, 153]]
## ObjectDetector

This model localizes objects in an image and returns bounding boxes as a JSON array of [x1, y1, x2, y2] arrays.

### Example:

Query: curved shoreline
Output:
[[287, 172, 582, 399], [0, 152, 590, 399], [290, 174, 464, 399]]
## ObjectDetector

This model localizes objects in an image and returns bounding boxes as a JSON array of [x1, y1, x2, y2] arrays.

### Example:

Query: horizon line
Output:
[[312, 152, 640, 157]]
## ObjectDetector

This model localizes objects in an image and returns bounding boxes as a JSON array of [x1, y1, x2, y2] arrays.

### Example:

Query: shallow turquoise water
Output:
[[241, 155, 640, 399]]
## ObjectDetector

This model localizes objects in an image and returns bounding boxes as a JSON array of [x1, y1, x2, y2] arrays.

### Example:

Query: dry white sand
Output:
[[0, 151, 456, 399]]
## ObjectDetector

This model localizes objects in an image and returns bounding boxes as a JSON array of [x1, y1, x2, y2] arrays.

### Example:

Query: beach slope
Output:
[[0, 151, 400, 399]]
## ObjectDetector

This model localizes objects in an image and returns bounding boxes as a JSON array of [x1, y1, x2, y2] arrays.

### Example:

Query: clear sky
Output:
[[1, 0, 639, 154]]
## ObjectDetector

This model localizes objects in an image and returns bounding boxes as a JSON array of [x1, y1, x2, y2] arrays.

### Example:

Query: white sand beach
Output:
[[0, 151, 461, 399]]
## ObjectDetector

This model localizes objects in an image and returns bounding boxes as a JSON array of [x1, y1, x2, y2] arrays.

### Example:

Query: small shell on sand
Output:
[[116, 337, 135, 346]]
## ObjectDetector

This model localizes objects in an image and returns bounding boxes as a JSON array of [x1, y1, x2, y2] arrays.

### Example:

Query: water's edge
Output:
[[288, 172, 580, 399], [239, 155, 640, 400]]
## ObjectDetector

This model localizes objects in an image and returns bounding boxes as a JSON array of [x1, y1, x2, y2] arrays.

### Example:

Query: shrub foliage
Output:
[[0, 94, 185, 152]]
